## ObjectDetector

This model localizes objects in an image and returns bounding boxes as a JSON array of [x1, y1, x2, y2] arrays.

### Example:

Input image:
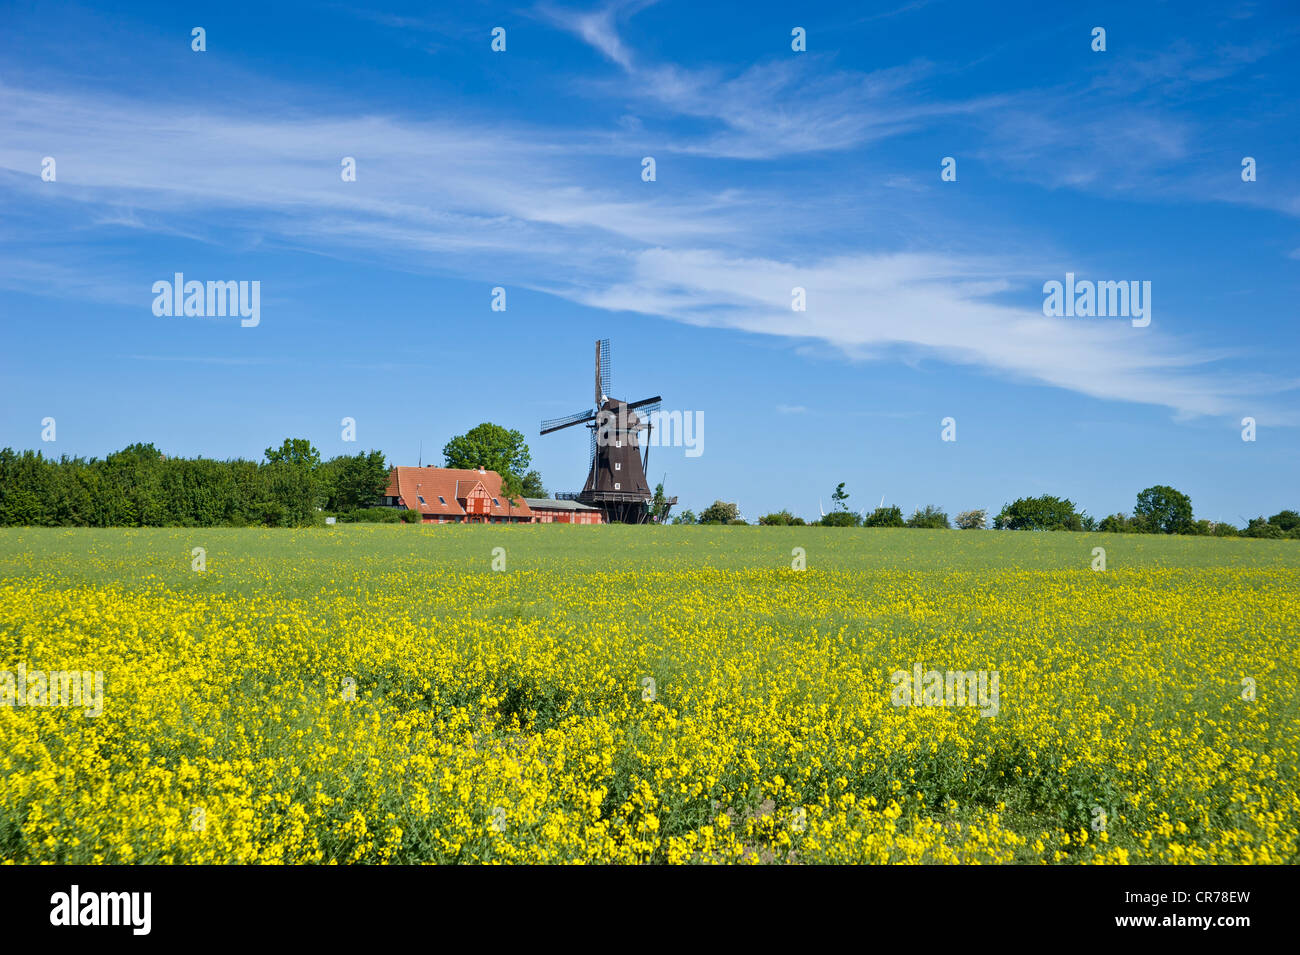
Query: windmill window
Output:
[[614, 462, 621, 471], [614, 482, 621, 490]]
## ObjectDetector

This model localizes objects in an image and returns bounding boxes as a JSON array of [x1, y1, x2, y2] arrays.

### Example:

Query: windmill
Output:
[[540, 339, 675, 524]]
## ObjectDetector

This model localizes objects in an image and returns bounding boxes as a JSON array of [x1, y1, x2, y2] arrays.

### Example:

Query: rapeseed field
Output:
[[0, 526, 1296, 864]]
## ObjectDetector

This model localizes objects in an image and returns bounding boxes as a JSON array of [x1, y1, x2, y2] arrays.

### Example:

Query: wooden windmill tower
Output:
[[540, 340, 674, 523]]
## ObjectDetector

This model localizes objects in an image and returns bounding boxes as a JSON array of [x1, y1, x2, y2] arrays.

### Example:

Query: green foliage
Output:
[[1135, 485, 1194, 535], [955, 509, 987, 530], [830, 482, 850, 511], [759, 510, 805, 526], [698, 501, 740, 524], [649, 483, 670, 523], [995, 495, 1083, 531], [672, 509, 697, 525], [497, 470, 525, 507], [863, 505, 905, 528], [443, 423, 530, 476], [442, 423, 541, 507], [818, 482, 860, 525], [907, 505, 950, 529], [0, 439, 368, 528], [520, 470, 547, 498], [263, 443, 323, 527], [335, 508, 405, 524], [1244, 516, 1283, 539], [401, 509, 422, 524], [264, 438, 321, 470], [819, 511, 860, 527], [1098, 513, 1135, 533], [1269, 510, 1300, 532], [319, 450, 389, 512]]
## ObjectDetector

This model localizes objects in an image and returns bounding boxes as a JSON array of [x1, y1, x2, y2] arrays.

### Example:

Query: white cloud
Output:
[[538, 0, 644, 69], [539, 1, 1004, 160], [575, 247, 1293, 420], [0, 73, 1291, 422]]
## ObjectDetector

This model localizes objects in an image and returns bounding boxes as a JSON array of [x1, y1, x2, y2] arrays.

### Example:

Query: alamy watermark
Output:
[[890, 663, 999, 718], [1, 663, 103, 717], [1043, 272, 1150, 327], [50, 885, 150, 935], [596, 408, 704, 457], [152, 273, 260, 327]]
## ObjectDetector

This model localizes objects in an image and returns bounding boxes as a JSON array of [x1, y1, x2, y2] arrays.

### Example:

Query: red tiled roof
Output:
[[384, 467, 533, 518], [455, 479, 486, 500]]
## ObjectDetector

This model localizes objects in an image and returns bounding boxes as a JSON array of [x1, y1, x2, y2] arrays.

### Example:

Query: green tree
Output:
[[496, 469, 525, 520], [907, 505, 950, 529], [672, 509, 697, 525], [863, 505, 905, 528], [699, 501, 740, 524], [820, 511, 860, 527], [1268, 509, 1300, 532], [995, 495, 1083, 531], [955, 509, 987, 530], [520, 470, 547, 498], [0, 441, 395, 529], [1244, 516, 1283, 539], [1135, 485, 1194, 535], [320, 450, 390, 512], [649, 482, 669, 523], [820, 482, 859, 525], [263, 438, 323, 526], [442, 423, 540, 514], [106, 442, 166, 525], [759, 510, 805, 525], [442, 423, 530, 476], [264, 438, 320, 470], [1098, 513, 1134, 533], [0, 449, 50, 525]]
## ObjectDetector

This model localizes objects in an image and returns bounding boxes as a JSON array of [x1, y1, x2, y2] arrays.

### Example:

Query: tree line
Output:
[[0, 422, 552, 528], [0, 440, 392, 527], [675, 483, 1300, 538]]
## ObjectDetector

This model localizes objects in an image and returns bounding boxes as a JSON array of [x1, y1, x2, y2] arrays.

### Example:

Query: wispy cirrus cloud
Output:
[[539, 0, 1006, 159], [546, 0, 1300, 214], [1, 5, 1295, 424], [569, 247, 1296, 421]]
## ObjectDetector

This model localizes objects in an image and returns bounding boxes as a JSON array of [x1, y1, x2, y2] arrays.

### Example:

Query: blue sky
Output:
[[2, 0, 1298, 523]]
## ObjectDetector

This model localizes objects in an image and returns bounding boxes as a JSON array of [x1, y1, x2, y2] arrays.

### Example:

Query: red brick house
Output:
[[382, 466, 534, 524]]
